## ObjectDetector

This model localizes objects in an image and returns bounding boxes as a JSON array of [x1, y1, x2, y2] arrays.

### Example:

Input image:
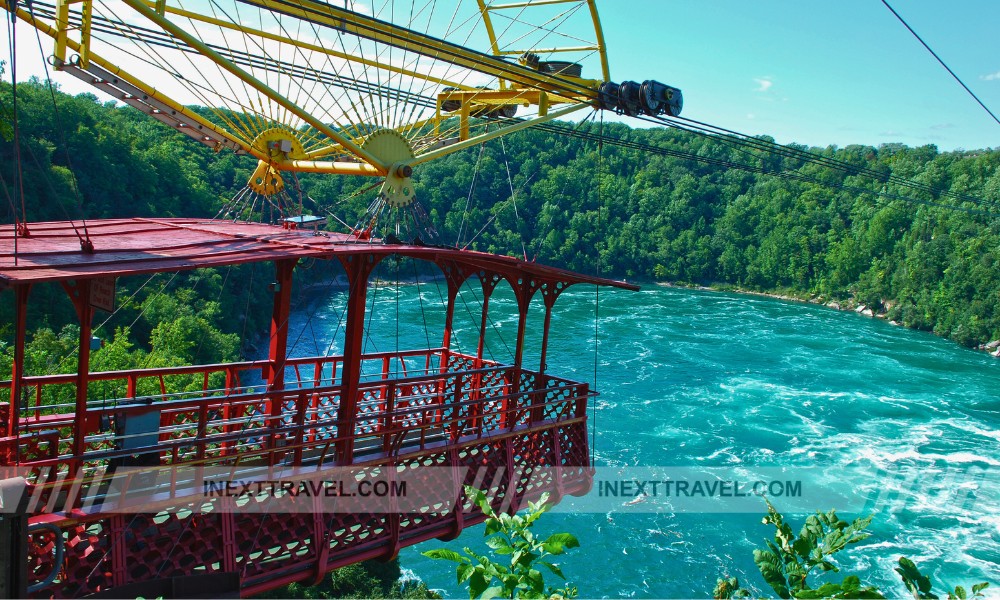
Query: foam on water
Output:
[[283, 283, 1000, 596]]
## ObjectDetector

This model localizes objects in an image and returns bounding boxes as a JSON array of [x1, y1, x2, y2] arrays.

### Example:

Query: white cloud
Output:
[[981, 71, 1000, 81], [753, 77, 773, 92]]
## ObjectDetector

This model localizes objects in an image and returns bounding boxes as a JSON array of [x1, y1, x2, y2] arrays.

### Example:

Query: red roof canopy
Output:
[[0, 218, 638, 291]]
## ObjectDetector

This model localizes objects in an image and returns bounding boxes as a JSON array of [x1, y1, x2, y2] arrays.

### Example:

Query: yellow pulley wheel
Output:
[[363, 130, 417, 208]]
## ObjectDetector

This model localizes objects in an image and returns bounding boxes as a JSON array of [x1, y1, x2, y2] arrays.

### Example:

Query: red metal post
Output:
[[266, 259, 297, 393], [538, 287, 559, 374], [7, 284, 30, 439], [538, 307, 553, 373], [336, 255, 380, 464], [266, 259, 296, 459], [475, 290, 491, 368], [440, 282, 459, 368], [62, 279, 94, 460], [512, 284, 531, 369]]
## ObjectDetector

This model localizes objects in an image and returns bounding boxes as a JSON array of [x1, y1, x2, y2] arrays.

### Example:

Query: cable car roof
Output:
[[0, 218, 638, 291]]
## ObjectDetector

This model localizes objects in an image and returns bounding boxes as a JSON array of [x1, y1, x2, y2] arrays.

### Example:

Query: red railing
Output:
[[0, 349, 593, 598]]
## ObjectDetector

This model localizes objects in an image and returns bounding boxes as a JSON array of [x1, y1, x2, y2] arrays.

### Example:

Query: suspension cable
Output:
[[591, 111, 605, 467], [26, 2, 94, 252], [881, 0, 1000, 127]]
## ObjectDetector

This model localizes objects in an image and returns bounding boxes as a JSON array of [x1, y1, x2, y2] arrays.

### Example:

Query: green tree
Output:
[[716, 501, 991, 600], [423, 487, 579, 599]]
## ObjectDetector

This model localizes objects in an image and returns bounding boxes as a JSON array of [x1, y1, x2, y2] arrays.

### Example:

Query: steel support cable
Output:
[[84, 2, 259, 143], [3, 8, 25, 239], [292, 2, 375, 143], [28, 2, 597, 165], [454, 283, 490, 363], [1, 13, 20, 264], [881, 0, 1000, 127], [208, 0, 371, 144], [590, 110, 605, 467], [96, 1, 263, 141], [395, 0, 445, 138], [10, 7, 95, 263], [652, 117, 1000, 217], [240, 0, 598, 98], [410, 258, 433, 352], [522, 117, 998, 217], [662, 115, 958, 201], [492, 6, 596, 52], [498, 135, 528, 261], [655, 113, 992, 208], [362, 260, 383, 356], [456, 139, 487, 248]]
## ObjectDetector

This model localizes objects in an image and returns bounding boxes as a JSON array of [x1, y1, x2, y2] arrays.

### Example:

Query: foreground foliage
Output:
[[254, 558, 437, 599], [423, 486, 578, 599], [715, 501, 990, 599]]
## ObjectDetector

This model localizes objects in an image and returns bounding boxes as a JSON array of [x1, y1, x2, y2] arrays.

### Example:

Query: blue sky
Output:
[[599, 1, 999, 151]]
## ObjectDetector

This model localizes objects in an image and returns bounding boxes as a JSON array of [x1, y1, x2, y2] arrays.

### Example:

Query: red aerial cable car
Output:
[[0, 218, 634, 597], [0, 1, 679, 596]]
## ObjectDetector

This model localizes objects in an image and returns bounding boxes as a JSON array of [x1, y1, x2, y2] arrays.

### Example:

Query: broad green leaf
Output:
[[469, 570, 488, 600], [480, 586, 504, 600], [484, 519, 501, 536], [754, 548, 791, 599], [515, 551, 540, 570], [526, 568, 544, 593], [896, 557, 936, 599], [457, 563, 474, 585], [538, 560, 565, 579], [486, 536, 514, 554], [423, 549, 467, 563], [543, 533, 579, 549]]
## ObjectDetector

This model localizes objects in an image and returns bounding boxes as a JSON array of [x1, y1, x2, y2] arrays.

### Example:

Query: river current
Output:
[[281, 281, 1000, 597]]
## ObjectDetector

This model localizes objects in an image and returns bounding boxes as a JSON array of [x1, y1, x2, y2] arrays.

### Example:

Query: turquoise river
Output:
[[280, 279, 1000, 597]]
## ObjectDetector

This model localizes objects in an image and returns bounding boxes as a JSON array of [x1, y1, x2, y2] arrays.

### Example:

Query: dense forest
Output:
[[2, 77, 1000, 367]]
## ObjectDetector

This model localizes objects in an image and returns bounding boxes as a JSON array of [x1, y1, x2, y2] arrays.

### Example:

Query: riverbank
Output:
[[651, 281, 1000, 359]]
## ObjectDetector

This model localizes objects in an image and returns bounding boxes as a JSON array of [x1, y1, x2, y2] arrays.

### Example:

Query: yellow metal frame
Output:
[[4, 0, 611, 184], [478, 0, 610, 85]]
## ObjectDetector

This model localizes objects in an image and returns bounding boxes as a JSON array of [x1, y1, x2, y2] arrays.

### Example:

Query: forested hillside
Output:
[[3, 79, 1000, 357]]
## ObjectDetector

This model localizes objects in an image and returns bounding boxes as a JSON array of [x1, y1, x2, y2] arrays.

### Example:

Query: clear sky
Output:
[[599, 0, 1000, 151], [3, 1, 998, 152]]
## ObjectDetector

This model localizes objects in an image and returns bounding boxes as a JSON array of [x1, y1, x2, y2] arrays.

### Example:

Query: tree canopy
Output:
[[3, 79, 1000, 356]]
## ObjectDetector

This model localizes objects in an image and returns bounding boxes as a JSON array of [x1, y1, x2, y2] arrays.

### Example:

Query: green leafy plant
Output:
[[716, 501, 991, 600], [895, 557, 990, 600], [752, 498, 880, 598], [423, 486, 578, 599]]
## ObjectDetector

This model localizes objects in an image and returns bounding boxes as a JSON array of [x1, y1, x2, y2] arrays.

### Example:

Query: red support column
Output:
[[335, 254, 380, 465], [440, 283, 459, 371], [511, 278, 537, 370], [533, 282, 568, 424], [266, 259, 297, 393], [475, 291, 491, 368], [436, 261, 472, 373], [473, 275, 501, 432], [538, 307, 553, 373], [7, 284, 30, 440], [62, 280, 94, 461], [266, 259, 297, 460], [538, 281, 571, 374], [508, 280, 535, 429]]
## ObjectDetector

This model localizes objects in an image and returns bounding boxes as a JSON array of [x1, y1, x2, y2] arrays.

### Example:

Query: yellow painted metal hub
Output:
[[364, 130, 417, 208], [248, 128, 308, 195]]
